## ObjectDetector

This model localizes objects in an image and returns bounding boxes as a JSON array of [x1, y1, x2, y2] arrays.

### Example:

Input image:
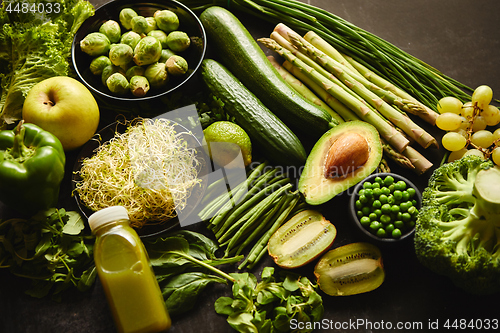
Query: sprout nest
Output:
[[75, 118, 202, 228]]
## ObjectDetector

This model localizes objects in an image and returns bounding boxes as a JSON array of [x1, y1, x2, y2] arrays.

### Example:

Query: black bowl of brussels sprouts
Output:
[[71, 0, 206, 103], [349, 173, 422, 244]]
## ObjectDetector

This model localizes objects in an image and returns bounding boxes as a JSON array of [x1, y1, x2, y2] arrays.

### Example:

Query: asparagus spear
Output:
[[258, 37, 410, 153], [267, 55, 344, 123], [285, 30, 438, 149], [402, 146, 434, 175], [303, 30, 439, 126]]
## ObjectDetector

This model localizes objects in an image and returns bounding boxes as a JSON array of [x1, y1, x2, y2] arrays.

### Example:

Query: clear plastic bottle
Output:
[[88, 206, 171, 333]]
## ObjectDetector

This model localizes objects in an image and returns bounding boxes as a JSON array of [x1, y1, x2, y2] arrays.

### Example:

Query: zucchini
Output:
[[200, 59, 307, 167], [200, 6, 337, 137]]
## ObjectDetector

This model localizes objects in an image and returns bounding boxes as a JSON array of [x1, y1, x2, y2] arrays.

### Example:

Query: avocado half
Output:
[[298, 121, 382, 205]]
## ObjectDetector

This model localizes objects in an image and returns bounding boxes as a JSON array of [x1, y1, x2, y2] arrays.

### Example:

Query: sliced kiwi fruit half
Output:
[[267, 210, 337, 269], [314, 242, 385, 296]]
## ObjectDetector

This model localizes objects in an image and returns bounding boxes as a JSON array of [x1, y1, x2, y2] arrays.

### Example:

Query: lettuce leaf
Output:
[[0, 0, 94, 129]]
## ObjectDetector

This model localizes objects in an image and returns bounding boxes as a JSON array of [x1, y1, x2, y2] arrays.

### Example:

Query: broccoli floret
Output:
[[415, 155, 500, 294]]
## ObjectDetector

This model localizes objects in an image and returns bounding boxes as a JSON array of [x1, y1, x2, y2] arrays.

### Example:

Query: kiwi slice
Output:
[[267, 210, 337, 268], [314, 242, 385, 296]]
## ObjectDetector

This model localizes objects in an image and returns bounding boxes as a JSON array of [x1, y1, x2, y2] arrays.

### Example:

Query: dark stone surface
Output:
[[1, 1, 499, 332]]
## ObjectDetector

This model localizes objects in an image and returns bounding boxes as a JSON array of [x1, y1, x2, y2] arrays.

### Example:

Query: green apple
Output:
[[22, 76, 100, 151]]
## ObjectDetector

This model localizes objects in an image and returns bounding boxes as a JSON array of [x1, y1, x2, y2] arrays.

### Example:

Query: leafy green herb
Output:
[[0, 208, 96, 300], [0, 0, 95, 128], [144, 230, 242, 316], [215, 267, 324, 333]]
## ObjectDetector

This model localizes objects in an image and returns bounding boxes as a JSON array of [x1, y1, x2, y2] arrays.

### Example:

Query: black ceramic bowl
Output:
[[72, 119, 209, 239], [349, 172, 422, 244], [71, 0, 206, 103]]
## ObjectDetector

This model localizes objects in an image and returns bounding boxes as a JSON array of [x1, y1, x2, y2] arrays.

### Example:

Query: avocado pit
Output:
[[324, 132, 370, 179]]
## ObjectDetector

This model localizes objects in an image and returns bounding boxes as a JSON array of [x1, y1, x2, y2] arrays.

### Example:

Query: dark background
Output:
[[1, 0, 500, 332]]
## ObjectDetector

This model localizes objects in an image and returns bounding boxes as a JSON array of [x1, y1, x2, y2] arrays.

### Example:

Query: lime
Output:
[[203, 121, 252, 168]]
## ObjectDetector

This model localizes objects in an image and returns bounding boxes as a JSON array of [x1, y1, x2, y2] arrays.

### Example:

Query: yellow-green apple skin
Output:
[[22, 76, 100, 151]]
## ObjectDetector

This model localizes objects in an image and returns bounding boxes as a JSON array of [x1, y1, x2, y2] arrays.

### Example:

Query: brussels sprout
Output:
[[131, 15, 148, 34], [109, 43, 134, 67], [144, 62, 168, 89], [80, 32, 111, 56], [101, 64, 125, 86], [166, 31, 190, 52], [147, 30, 168, 48], [159, 48, 176, 63], [90, 56, 112, 76], [144, 17, 157, 34], [154, 10, 179, 33], [125, 65, 145, 81], [133, 36, 162, 66], [99, 20, 121, 43], [129, 75, 150, 97], [120, 31, 142, 50], [166, 55, 188, 76], [119, 8, 138, 30], [106, 72, 129, 95]]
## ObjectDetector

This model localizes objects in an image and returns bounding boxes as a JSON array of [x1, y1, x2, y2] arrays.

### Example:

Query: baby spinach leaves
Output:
[[215, 267, 324, 333], [0, 208, 96, 300]]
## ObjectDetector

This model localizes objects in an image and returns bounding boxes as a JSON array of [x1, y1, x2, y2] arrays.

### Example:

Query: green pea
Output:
[[357, 210, 364, 219], [360, 216, 371, 226], [374, 176, 383, 185], [359, 194, 368, 204], [355, 200, 363, 209], [402, 191, 410, 202], [376, 228, 387, 238], [369, 221, 381, 231], [381, 203, 391, 214], [381, 187, 391, 196], [391, 205, 400, 214], [406, 220, 416, 229], [369, 213, 378, 221], [400, 201, 411, 212], [408, 206, 418, 215], [373, 188, 382, 198], [407, 187, 416, 198], [402, 212, 412, 222], [358, 189, 365, 196], [380, 214, 391, 224], [373, 209, 382, 218], [383, 175, 394, 186], [364, 188, 373, 198], [388, 184, 395, 193], [385, 224, 395, 234], [372, 200, 382, 209], [387, 195, 395, 205], [379, 194, 388, 204], [363, 181, 372, 189], [361, 206, 371, 216], [394, 180, 407, 191], [392, 228, 402, 238], [412, 199, 418, 206], [394, 220, 405, 230], [393, 190, 403, 201], [371, 182, 381, 189]]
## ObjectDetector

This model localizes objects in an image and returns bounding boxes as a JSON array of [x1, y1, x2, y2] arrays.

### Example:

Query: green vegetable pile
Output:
[[0, 208, 96, 300], [215, 267, 323, 333], [355, 175, 419, 239], [414, 155, 500, 294], [0, 0, 95, 129]]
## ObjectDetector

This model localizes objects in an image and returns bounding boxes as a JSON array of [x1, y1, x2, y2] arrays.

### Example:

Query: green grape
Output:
[[448, 148, 467, 162], [492, 147, 500, 166], [472, 115, 487, 132], [481, 104, 500, 126], [464, 149, 485, 159], [471, 130, 494, 148], [458, 116, 470, 130], [461, 102, 475, 118], [435, 112, 463, 131], [493, 128, 500, 145], [442, 132, 467, 151], [471, 85, 493, 109], [437, 96, 463, 114]]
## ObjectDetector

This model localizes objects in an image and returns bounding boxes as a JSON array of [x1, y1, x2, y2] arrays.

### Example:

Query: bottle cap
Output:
[[88, 206, 129, 232]]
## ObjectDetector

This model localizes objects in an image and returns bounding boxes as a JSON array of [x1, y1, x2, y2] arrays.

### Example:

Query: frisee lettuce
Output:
[[0, 0, 94, 129]]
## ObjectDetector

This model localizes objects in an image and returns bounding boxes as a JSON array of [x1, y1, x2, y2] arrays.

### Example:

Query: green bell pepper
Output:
[[0, 121, 66, 214]]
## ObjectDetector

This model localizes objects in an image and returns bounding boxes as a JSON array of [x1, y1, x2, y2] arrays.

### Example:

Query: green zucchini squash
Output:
[[200, 6, 337, 137], [200, 59, 307, 167]]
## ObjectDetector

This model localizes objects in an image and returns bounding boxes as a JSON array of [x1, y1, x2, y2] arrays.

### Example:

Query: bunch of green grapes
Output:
[[436, 85, 500, 165]]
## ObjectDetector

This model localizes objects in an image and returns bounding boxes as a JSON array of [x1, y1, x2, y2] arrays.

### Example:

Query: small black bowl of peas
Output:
[[349, 173, 422, 243]]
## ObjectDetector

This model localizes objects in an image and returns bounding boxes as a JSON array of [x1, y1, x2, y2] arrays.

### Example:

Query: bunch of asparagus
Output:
[[259, 24, 438, 174]]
